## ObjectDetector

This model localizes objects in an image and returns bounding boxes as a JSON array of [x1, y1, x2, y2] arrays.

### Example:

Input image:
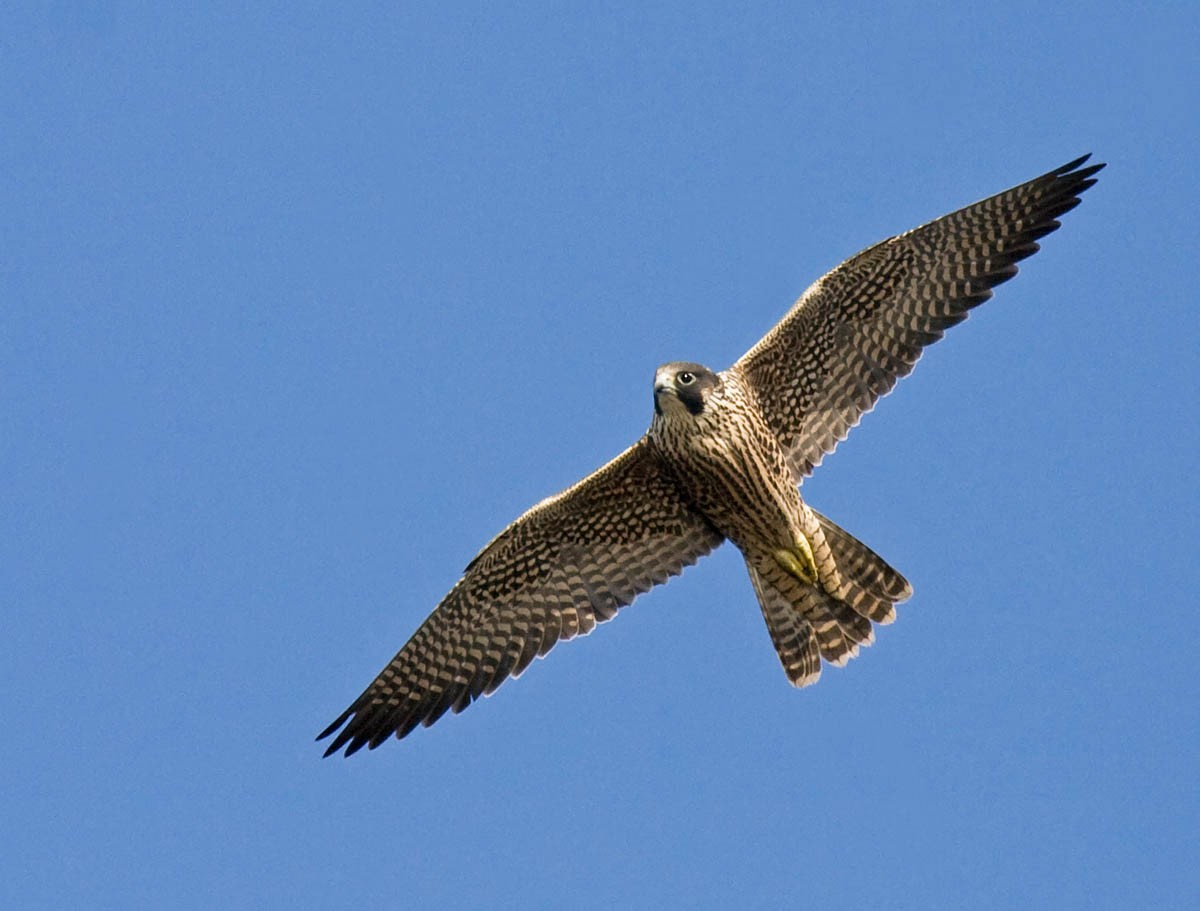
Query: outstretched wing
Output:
[[318, 439, 723, 755], [733, 155, 1103, 479]]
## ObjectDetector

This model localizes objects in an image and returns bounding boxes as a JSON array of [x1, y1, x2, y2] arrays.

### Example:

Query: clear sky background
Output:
[[3, 3, 1197, 909]]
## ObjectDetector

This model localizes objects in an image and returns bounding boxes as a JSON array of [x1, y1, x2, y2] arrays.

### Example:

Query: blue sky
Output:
[[3, 3, 1197, 908]]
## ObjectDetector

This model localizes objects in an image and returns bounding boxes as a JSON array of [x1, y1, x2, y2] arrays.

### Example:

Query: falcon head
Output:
[[654, 362, 721, 418]]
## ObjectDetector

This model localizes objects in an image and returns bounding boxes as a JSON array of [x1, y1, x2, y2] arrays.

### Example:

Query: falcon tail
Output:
[[747, 512, 911, 687]]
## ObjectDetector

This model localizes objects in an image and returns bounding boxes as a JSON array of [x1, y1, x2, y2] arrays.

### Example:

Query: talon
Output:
[[773, 538, 819, 585]]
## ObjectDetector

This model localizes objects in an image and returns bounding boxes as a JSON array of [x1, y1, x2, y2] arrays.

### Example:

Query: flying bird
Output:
[[319, 155, 1103, 756]]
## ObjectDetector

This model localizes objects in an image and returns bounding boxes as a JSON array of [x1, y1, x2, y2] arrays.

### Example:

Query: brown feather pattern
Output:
[[735, 155, 1103, 479], [319, 156, 1102, 754], [319, 441, 723, 756]]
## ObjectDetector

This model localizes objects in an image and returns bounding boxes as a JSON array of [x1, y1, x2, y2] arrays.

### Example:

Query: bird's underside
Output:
[[319, 154, 1103, 756]]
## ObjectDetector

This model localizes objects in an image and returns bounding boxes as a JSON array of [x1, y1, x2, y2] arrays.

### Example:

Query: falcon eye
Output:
[[678, 371, 696, 386]]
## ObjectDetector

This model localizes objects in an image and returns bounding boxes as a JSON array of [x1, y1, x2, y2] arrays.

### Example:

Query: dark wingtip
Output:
[[320, 728, 370, 758], [1044, 155, 1105, 194], [1057, 155, 1106, 184], [317, 705, 360, 757], [1057, 152, 1105, 172], [1056, 153, 1092, 173], [316, 714, 348, 743], [318, 699, 415, 757]]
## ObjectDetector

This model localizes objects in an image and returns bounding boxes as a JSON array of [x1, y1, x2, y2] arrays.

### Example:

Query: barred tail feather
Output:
[[746, 515, 910, 685], [814, 510, 912, 624], [746, 564, 822, 687]]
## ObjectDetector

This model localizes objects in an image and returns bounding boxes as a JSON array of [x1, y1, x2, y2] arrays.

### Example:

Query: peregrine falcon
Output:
[[319, 155, 1103, 756]]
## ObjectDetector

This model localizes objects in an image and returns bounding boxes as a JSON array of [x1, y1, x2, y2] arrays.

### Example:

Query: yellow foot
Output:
[[773, 537, 819, 585]]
